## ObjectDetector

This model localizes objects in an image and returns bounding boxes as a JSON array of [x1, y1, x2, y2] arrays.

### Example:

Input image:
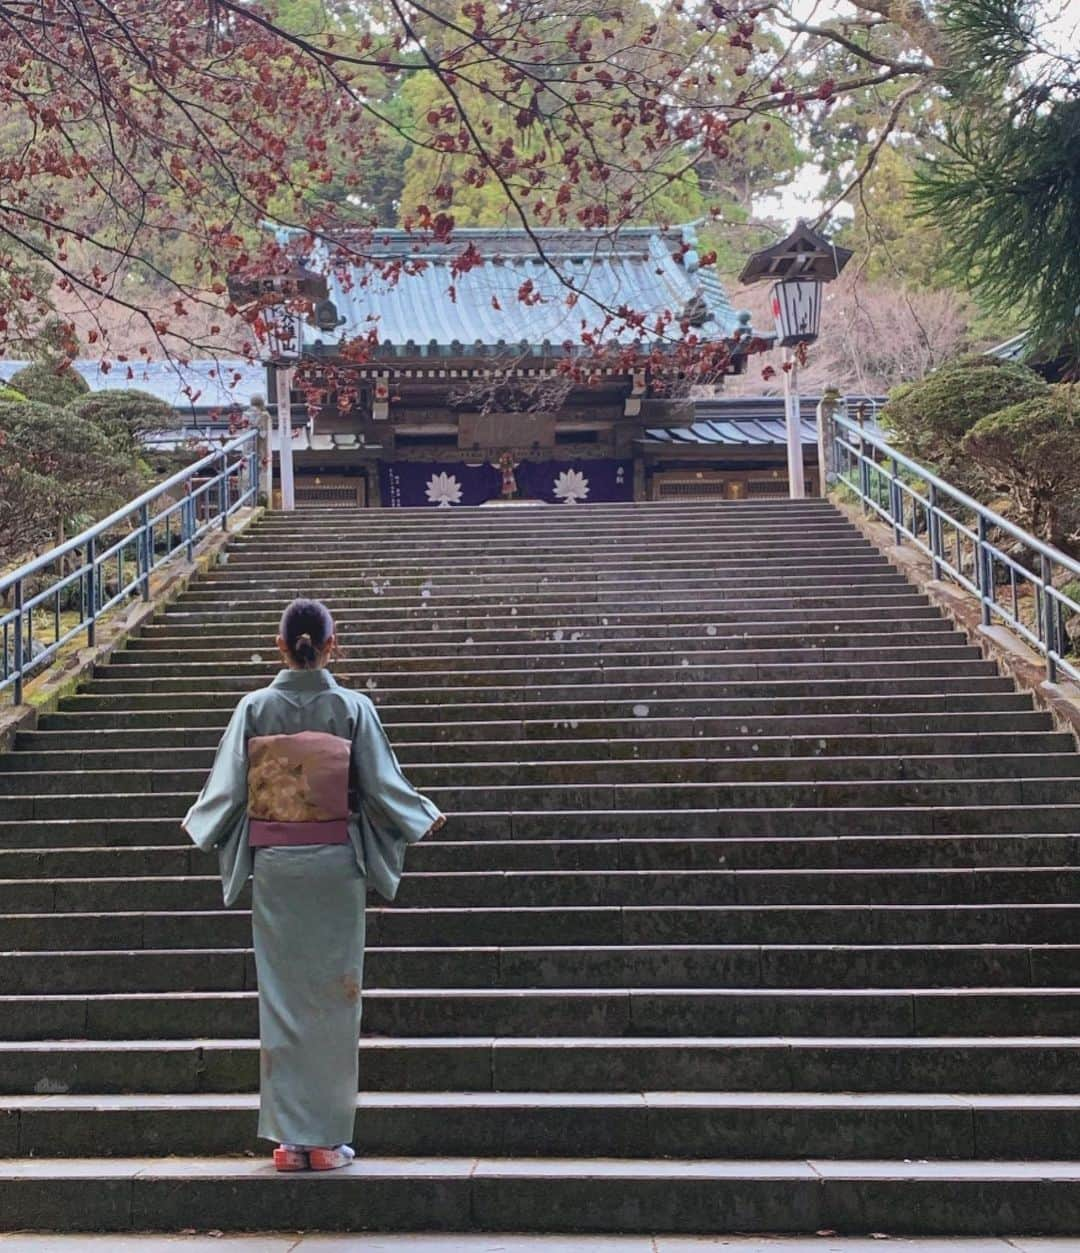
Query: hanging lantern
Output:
[[739, 222, 852, 348], [770, 277, 822, 347]]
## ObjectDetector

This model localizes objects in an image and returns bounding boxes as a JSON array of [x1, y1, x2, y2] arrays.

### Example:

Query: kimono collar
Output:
[[270, 667, 341, 692]]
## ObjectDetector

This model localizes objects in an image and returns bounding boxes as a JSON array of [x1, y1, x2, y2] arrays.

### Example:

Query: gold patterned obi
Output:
[[247, 731, 351, 847]]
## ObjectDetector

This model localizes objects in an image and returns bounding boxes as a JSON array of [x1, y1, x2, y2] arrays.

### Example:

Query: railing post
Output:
[[250, 437, 260, 505], [976, 515, 991, 626], [184, 491, 195, 563], [890, 455, 902, 545], [928, 483, 942, 580], [816, 391, 839, 496], [219, 449, 229, 532], [139, 503, 152, 600], [12, 578, 23, 706], [86, 535, 97, 648], [1041, 554, 1058, 683]]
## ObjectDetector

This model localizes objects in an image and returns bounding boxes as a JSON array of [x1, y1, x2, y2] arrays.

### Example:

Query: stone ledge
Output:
[[833, 497, 1080, 751], [0, 508, 263, 755]]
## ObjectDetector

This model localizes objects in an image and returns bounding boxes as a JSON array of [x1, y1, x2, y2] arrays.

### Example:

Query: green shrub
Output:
[[6, 361, 90, 407], [67, 389, 180, 460], [961, 386, 1080, 552], [882, 355, 1048, 478], [0, 384, 26, 403]]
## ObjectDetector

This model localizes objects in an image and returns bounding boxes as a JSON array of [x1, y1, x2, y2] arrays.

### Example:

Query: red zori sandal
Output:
[[308, 1144, 356, 1171], [273, 1143, 356, 1172], [272, 1146, 309, 1172]]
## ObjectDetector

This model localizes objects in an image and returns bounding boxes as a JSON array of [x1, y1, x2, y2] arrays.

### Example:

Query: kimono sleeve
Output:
[[351, 695, 444, 900], [182, 697, 250, 852]]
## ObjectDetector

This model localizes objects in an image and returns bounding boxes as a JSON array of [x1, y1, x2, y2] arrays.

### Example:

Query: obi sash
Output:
[[247, 730, 351, 848]]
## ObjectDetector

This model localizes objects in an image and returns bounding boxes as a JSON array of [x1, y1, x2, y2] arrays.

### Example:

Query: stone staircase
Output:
[[2, 499, 1080, 1236]]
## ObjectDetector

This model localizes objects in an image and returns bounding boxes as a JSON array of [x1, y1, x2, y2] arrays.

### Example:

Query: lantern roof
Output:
[[738, 221, 852, 285]]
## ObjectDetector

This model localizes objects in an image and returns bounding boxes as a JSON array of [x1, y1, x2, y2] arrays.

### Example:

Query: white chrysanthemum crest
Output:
[[426, 471, 463, 508], [553, 468, 589, 504]]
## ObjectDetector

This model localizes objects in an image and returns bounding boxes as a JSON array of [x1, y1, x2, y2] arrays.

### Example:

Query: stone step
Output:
[[136, 615, 955, 647], [2, 832, 1078, 874], [202, 555, 894, 585], [5, 801, 1076, 849], [26, 709, 1057, 748], [9, 751, 1073, 798], [182, 573, 913, 608], [6, 865, 1080, 914], [123, 627, 967, 661], [4, 1035, 1080, 1096], [6, 986, 1080, 1039], [5, 776, 1075, 823], [4, 1154, 1080, 1236], [88, 658, 1001, 694], [8, 942, 1080, 995], [6, 731, 1068, 777], [58, 681, 1023, 719], [100, 643, 984, 678], [9, 902, 1080, 953], [1, 1089, 1078, 1161], [165, 588, 931, 619]]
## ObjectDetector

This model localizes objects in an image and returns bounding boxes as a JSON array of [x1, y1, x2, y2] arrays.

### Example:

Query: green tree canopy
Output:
[[913, 0, 1080, 367]]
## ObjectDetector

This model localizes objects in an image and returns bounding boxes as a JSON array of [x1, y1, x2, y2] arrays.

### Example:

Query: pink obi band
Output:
[[249, 819, 350, 847]]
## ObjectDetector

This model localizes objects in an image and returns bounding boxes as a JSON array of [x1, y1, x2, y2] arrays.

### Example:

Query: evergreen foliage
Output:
[[0, 401, 135, 564], [6, 362, 90, 408], [961, 384, 1080, 550], [913, 0, 1080, 367], [67, 390, 182, 462], [882, 354, 1048, 476]]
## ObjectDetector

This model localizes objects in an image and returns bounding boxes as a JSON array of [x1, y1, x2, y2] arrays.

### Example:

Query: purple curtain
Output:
[[379, 461, 503, 508], [379, 457, 634, 507], [515, 459, 633, 504]]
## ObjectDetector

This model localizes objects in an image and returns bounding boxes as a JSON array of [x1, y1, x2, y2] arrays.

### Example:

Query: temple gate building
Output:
[[261, 225, 776, 507]]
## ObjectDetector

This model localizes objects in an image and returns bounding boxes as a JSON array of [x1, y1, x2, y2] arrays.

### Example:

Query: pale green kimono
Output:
[[183, 667, 443, 1147]]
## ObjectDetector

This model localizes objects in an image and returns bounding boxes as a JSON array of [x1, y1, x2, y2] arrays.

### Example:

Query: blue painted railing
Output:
[[1, 429, 260, 706], [828, 409, 1080, 684]]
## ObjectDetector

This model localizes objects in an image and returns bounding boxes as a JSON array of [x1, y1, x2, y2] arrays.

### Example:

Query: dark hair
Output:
[[279, 598, 335, 669]]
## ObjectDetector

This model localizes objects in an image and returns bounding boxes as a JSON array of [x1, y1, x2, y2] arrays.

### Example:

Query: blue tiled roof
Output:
[[0, 359, 265, 412], [644, 395, 886, 446], [292, 225, 751, 358]]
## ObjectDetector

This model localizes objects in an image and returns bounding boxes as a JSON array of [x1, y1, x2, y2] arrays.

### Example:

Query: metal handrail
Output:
[[1, 428, 260, 705], [828, 409, 1080, 684]]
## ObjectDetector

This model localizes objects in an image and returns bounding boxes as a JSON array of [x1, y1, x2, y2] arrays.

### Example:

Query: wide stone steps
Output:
[[6, 731, 1071, 774], [137, 616, 956, 648], [6, 1155, 1080, 1236], [8, 944, 1080, 994], [2, 832, 1077, 873], [6, 986, 1080, 1039], [4, 1035, 1079, 1094], [98, 645, 986, 679], [8, 902, 1080, 950], [6, 753, 1076, 799], [3, 1089, 1079, 1161], [4, 499, 1079, 1237], [20, 709, 1060, 746]]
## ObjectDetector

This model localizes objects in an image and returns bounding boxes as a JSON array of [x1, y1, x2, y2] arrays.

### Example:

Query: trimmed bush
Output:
[[6, 361, 90, 407], [882, 355, 1048, 477], [67, 389, 181, 459], [961, 386, 1080, 552]]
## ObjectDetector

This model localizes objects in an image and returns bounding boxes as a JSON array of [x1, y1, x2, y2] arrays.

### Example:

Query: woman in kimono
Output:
[[182, 598, 444, 1172]]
